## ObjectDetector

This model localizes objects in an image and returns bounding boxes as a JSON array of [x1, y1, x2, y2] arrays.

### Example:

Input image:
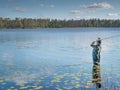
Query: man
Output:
[[91, 38, 101, 65]]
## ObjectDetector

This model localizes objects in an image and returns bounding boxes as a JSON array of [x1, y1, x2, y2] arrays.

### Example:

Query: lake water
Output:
[[0, 28, 120, 90]]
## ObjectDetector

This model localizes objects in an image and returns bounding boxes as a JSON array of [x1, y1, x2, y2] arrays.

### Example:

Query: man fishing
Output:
[[91, 38, 101, 65]]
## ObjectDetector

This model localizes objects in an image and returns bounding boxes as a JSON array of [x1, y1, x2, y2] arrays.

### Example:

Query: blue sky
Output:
[[0, 0, 120, 19]]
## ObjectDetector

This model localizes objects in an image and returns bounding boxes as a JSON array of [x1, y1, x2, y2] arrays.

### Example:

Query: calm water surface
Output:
[[0, 28, 120, 90]]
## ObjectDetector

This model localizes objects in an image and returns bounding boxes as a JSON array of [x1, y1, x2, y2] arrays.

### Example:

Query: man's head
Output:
[[97, 37, 101, 46]]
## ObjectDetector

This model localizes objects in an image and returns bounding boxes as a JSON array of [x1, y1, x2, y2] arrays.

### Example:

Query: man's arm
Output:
[[90, 41, 95, 47]]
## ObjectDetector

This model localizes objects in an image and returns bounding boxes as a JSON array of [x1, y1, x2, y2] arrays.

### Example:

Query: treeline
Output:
[[0, 17, 120, 28]]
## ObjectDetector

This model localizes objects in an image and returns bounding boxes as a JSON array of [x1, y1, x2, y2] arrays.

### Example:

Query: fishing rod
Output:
[[101, 34, 120, 41], [83, 34, 120, 49], [90, 34, 120, 45]]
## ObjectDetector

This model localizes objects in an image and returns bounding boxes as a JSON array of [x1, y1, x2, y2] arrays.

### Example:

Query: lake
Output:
[[0, 28, 120, 90]]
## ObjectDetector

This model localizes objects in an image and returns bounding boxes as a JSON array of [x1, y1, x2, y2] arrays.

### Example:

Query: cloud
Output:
[[70, 10, 81, 16], [37, 13, 51, 19], [48, 5, 55, 8], [107, 13, 119, 17], [86, 2, 113, 10], [2, 0, 13, 1], [70, 2, 113, 19], [39, 4, 55, 8], [40, 4, 44, 7], [14, 7, 27, 12], [7, 0, 13, 1], [80, 2, 113, 13]]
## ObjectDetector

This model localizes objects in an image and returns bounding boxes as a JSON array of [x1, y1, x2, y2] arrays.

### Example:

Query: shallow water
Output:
[[0, 28, 120, 90]]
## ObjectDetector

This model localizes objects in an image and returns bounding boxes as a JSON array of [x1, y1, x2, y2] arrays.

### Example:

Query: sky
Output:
[[0, 0, 120, 19]]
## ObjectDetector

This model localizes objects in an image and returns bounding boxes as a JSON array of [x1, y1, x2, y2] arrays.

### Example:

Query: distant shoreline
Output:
[[0, 27, 120, 30], [0, 27, 120, 29], [0, 18, 120, 29]]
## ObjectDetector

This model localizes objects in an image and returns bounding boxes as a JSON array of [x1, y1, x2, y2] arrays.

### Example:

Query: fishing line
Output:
[[101, 34, 120, 41]]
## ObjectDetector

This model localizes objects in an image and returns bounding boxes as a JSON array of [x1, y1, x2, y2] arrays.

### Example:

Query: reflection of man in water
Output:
[[92, 64, 101, 88], [91, 38, 101, 65], [91, 38, 102, 88]]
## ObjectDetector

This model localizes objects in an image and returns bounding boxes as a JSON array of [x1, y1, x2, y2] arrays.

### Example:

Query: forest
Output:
[[0, 17, 120, 28]]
